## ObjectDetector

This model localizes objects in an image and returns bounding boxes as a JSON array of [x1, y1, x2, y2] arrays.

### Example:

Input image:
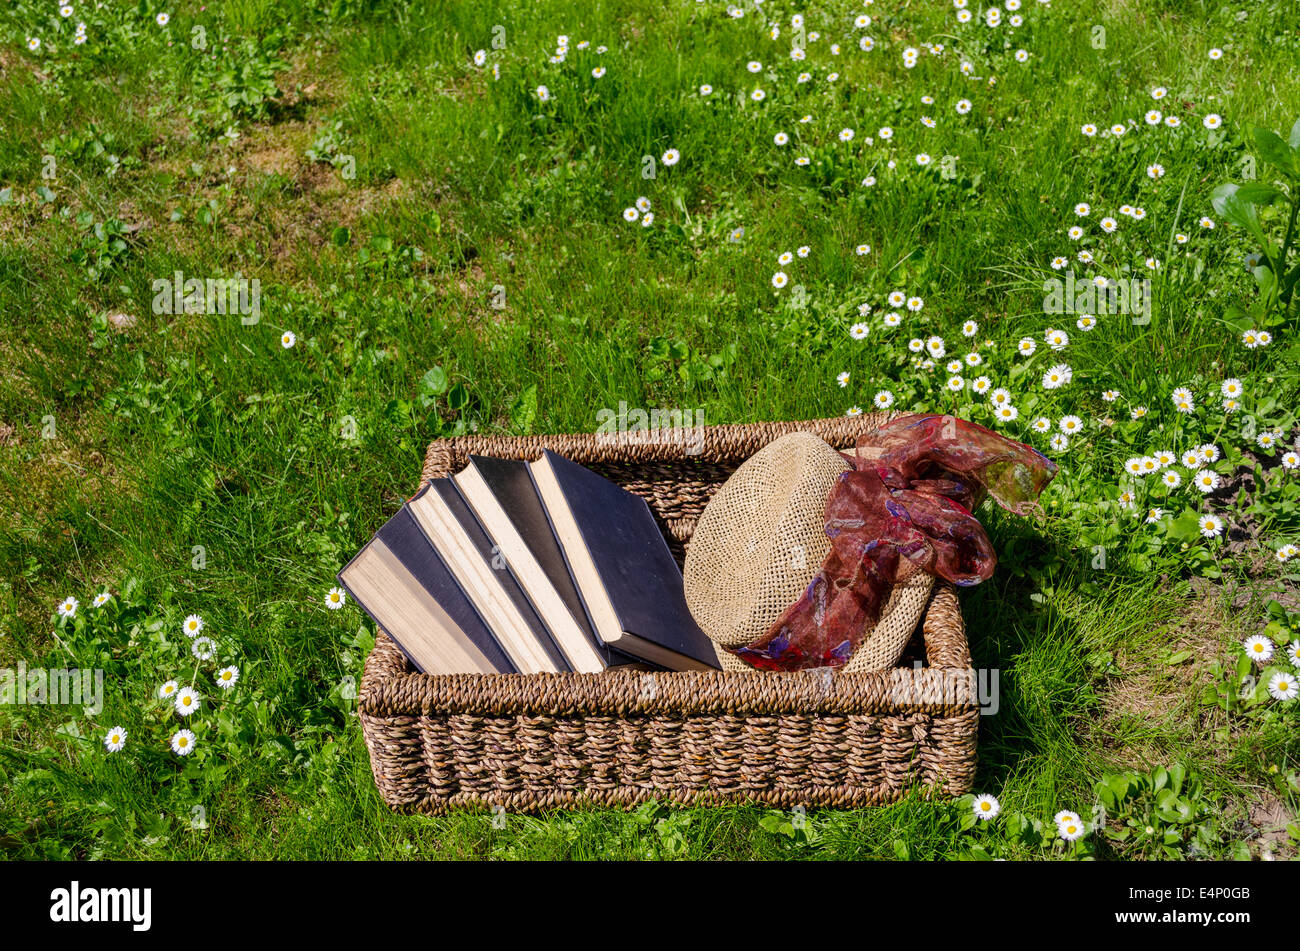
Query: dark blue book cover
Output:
[[535, 450, 720, 669], [338, 505, 517, 674]]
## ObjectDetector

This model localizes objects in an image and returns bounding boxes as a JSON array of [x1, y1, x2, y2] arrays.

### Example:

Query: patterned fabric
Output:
[[731, 414, 1058, 671]]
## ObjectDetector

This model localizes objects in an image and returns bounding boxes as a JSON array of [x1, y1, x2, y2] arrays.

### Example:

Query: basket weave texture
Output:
[[358, 414, 979, 814]]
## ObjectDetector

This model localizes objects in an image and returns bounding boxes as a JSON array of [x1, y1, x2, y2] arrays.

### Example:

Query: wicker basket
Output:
[[358, 414, 979, 814]]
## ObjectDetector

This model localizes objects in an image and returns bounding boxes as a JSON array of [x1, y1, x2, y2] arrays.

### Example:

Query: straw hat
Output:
[[684, 429, 933, 672]]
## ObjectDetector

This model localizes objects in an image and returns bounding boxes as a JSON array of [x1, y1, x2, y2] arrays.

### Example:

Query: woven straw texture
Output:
[[358, 413, 978, 814], [684, 429, 934, 673]]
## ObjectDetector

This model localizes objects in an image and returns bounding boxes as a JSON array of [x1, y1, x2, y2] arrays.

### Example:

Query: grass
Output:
[[1, 0, 1299, 859]]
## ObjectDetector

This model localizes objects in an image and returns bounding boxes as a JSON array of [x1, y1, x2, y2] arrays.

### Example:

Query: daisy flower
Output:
[[536, 85, 551, 101], [280, 331, 296, 349], [93, 592, 112, 607], [662, 148, 680, 166], [883, 312, 902, 327], [845, 405, 863, 417], [191, 637, 216, 661], [994, 405, 1019, 423], [774, 132, 789, 146], [1042, 364, 1072, 389], [1286, 641, 1300, 666], [1059, 416, 1082, 435], [159, 680, 179, 701], [771, 272, 788, 289], [1102, 389, 1119, 402], [182, 614, 204, 637], [641, 212, 654, 227], [171, 729, 197, 756], [1280, 451, 1299, 470], [990, 388, 1012, 407], [57, 596, 79, 619], [962, 320, 979, 337], [1203, 114, 1222, 130], [1198, 514, 1224, 538], [1276, 544, 1299, 562], [946, 376, 965, 392], [1031, 417, 1052, 433], [1018, 338, 1037, 357], [873, 391, 895, 410], [1146, 507, 1165, 524], [907, 296, 924, 312], [1193, 470, 1221, 493], [837, 372, 851, 388], [956, 99, 972, 114], [104, 727, 127, 753], [856, 244, 872, 256], [1050, 434, 1070, 452], [156, 12, 170, 26], [1267, 672, 1298, 701], [174, 687, 201, 717], [850, 323, 870, 340], [1244, 634, 1274, 664], [1077, 316, 1096, 331], [215, 666, 240, 689], [973, 794, 1001, 820], [622, 207, 639, 222]]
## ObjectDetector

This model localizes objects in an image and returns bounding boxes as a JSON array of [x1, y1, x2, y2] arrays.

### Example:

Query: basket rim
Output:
[[359, 653, 980, 718], [421, 412, 894, 482]]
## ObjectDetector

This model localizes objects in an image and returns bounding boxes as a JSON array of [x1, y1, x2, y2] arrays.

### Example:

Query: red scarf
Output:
[[731, 414, 1057, 671]]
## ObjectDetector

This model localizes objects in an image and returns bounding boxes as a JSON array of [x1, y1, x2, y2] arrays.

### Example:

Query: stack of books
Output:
[[338, 450, 721, 674]]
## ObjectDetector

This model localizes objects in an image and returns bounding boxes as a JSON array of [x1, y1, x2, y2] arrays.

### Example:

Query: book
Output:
[[529, 449, 721, 671], [453, 456, 609, 673], [406, 480, 570, 674], [337, 506, 517, 674]]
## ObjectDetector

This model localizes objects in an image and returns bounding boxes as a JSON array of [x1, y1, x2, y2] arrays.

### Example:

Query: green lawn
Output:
[[2, 0, 1299, 860]]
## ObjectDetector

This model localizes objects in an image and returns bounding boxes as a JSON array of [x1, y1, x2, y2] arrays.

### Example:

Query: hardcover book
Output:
[[453, 456, 609, 672], [529, 449, 721, 670], [337, 506, 517, 674], [406, 480, 570, 673]]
